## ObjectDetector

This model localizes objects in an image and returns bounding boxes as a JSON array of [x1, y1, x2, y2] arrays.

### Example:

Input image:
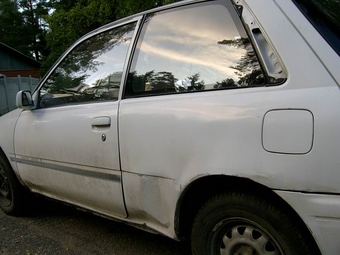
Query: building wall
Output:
[[0, 50, 36, 70], [0, 69, 40, 78], [0, 46, 41, 78]]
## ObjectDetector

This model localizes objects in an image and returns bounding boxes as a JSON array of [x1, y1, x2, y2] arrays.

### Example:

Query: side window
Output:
[[39, 22, 136, 108], [126, 2, 264, 97]]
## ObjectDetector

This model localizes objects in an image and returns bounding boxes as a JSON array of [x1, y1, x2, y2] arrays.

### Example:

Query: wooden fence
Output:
[[0, 75, 40, 116]]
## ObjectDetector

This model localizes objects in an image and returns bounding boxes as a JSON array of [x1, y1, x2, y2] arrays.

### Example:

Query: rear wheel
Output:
[[0, 154, 25, 215], [191, 192, 319, 255]]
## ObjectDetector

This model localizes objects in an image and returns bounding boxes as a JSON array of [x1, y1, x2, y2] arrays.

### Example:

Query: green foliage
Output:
[[41, 0, 181, 76], [116, 0, 179, 19], [0, 0, 29, 54], [1, 0, 181, 76], [18, 0, 51, 61], [45, 23, 135, 94], [41, 0, 119, 75], [0, 0, 50, 61]]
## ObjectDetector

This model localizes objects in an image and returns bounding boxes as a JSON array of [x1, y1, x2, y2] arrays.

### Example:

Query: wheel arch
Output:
[[0, 146, 10, 166], [0, 146, 26, 189], [174, 174, 320, 253]]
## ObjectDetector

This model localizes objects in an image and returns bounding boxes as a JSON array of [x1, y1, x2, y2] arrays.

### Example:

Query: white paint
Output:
[[0, 1, 339, 254], [262, 110, 314, 154], [14, 102, 127, 218], [275, 191, 340, 255]]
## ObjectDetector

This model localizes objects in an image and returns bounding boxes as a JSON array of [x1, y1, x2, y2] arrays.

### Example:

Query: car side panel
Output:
[[0, 109, 23, 177], [273, 0, 340, 84], [14, 103, 127, 218], [118, 0, 340, 249]]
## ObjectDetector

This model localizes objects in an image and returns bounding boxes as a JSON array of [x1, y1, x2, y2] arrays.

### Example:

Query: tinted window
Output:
[[293, 0, 340, 56], [39, 23, 136, 108], [126, 2, 264, 97]]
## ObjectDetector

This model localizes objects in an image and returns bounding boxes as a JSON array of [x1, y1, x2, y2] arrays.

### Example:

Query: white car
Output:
[[0, 0, 339, 254]]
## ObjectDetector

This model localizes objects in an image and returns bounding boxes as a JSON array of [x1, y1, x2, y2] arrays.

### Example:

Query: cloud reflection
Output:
[[133, 3, 249, 85]]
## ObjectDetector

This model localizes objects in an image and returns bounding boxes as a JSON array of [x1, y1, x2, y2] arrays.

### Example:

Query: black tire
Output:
[[191, 192, 319, 255], [0, 153, 26, 215]]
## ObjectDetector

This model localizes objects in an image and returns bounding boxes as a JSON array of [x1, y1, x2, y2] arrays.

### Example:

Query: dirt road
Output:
[[0, 197, 191, 255]]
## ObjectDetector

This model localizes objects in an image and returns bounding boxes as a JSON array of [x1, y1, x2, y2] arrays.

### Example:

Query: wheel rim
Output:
[[210, 218, 283, 255], [0, 166, 11, 208]]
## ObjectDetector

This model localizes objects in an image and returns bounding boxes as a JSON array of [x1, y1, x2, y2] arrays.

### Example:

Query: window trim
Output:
[[35, 18, 142, 109], [231, 0, 287, 86], [123, 0, 267, 99]]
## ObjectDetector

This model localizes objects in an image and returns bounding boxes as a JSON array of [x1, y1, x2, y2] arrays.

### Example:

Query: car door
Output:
[[13, 20, 139, 218]]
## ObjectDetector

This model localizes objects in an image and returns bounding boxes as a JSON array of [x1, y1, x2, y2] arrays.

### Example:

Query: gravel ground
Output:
[[0, 197, 191, 255]]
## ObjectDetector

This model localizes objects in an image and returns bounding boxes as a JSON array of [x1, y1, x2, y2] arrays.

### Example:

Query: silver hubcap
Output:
[[220, 224, 280, 255], [212, 220, 283, 255]]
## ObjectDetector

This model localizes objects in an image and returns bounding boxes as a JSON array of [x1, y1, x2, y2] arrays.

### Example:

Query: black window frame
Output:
[[293, 0, 340, 56]]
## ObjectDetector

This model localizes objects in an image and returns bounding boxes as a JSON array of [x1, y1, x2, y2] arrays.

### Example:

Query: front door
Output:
[[13, 21, 138, 218]]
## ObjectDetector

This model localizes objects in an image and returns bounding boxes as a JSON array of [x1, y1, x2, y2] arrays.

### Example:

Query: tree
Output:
[[42, 0, 181, 76], [117, 0, 179, 18], [1, 0, 183, 76], [18, 0, 51, 61], [41, 0, 119, 75], [0, 0, 30, 54], [0, 0, 51, 61]]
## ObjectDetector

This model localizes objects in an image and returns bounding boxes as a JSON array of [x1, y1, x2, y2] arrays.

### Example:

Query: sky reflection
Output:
[[133, 3, 248, 86]]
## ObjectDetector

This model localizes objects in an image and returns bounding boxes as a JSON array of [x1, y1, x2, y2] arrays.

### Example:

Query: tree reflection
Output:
[[214, 78, 237, 89], [128, 35, 264, 95], [187, 73, 205, 91], [150, 71, 177, 92], [130, 71, 208, 93], [130, 70, 176, 92], [43, 23, 136, 95], [218, 37, 264, 86]]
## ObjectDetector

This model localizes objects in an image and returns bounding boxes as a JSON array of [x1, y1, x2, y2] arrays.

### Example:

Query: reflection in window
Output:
[[40, 23, 136, 108], [127, 2, 264, 96]]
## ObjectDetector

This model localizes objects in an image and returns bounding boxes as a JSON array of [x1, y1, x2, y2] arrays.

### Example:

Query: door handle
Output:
[[92, 117, 111, 131]]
